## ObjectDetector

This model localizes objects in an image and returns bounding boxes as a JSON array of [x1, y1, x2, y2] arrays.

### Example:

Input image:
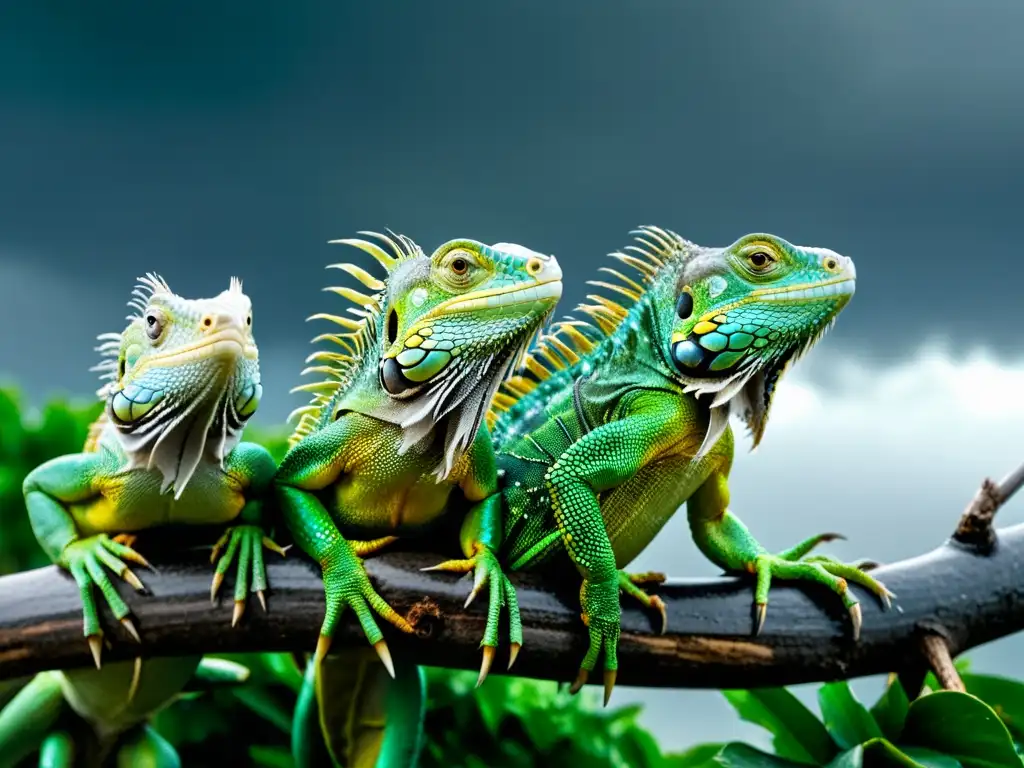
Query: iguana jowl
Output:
[[1, 275, 281, 766], [487, 227, 893, 704], [274, 232, 562, 767]]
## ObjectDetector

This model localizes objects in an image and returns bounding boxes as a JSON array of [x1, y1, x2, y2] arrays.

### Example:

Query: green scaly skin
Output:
[[274, 232, 562, 767], [485, 227, 893, 704], [0, 276, 279, 767]]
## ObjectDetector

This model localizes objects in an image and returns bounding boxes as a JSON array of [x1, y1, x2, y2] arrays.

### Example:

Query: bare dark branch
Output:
[[954, 460, 1024, 550], [1, 521, 1023, 690]]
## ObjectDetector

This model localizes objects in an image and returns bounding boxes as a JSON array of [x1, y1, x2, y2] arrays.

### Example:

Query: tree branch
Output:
[[1, 512, 1023, 689]]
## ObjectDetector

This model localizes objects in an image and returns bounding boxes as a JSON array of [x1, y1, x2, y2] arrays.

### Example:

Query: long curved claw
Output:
[[262, 537, 290, 557], [231, 600, 245, 628], [477, 645, 495, 688], [121, 568, 146, 593], [650, 595, 667, 635], [754, 602, 767, 636], [603, 670, 617, 707], [373, 640, 395, 679], [569, 668, 589, 695], [256, 590, 267, 612], [315, 634, 332, 665], [849, 602, 862, 642], [210, 571, 224, 604], [121, 617, 141, 643], [508, 642, 521, 671], [88, 634, 103, 670]]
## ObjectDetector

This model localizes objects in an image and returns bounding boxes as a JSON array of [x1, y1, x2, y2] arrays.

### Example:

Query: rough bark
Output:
[[0, 517, 1021, 689]]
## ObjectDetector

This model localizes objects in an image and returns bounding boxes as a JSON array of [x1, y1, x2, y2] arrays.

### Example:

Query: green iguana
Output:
[[484, 227, 893, 704], [0, 275, 282, 767], [274, 232, 563, 767]]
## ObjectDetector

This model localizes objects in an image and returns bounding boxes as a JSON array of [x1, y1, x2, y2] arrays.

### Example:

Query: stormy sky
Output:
[[1, 0, 1022, 752]]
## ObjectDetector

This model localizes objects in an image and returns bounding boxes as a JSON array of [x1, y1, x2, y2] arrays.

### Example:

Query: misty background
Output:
[[1, 0, 1022, 751]]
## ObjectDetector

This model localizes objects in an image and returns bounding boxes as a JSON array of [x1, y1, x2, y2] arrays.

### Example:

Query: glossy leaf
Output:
[[961, 673, 1024, 742], [902, 691, 1020, 768], [818, 682, 883, 750], [723, 688, 836, 764], [871, 678, 911, 741]]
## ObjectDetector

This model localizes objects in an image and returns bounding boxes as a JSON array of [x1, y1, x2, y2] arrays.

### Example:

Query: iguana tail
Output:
[[0, 672, 66, 768], [293, 649, 426, 768]]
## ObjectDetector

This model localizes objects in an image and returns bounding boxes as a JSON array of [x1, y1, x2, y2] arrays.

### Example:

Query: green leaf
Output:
[[711, 743, 811, 767], [665, 743, 726, 767], [864, 737, 962, 768], [826, 746, 863, 768], [902, 691, 1021, 768], [871, 679, 911, 741], [818, 682, 884, 750], [723, 688, 837, 764], [248, 745, 294, 768], [961, 673, 1024, 742]]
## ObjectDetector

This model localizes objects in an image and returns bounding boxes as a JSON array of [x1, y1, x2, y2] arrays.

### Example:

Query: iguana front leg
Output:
[[423, 426, 522, 685], [23, 453, 151, 667], [208, 441, 288, 626], [544, 393, 684, 705], [688, 467, 893, 640], [274, 421, 414, 675]]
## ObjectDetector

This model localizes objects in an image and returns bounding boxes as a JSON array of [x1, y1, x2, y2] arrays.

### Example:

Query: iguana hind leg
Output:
[[689, 470, 893, 640]]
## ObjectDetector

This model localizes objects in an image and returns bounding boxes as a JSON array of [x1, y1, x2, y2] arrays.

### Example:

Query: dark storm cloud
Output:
[[1, 0, 1023, 409]]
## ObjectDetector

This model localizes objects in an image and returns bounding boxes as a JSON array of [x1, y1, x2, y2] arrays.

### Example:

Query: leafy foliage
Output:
[[682, 664, 1024, 767]]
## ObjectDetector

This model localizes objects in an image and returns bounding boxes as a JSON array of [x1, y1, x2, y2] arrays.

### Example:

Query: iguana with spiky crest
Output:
[[274, 231, 562, 767], [1, 275, 282, 767], [483, 226, 893, 705]]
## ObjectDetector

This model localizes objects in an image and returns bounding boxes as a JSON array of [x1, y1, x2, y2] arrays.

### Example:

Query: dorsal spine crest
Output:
[[287, 231, 423, 448], [486, 226, 691, 432]]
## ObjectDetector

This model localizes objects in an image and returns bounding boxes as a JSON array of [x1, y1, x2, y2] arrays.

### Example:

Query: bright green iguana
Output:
[[0, 275, 282, 767], [274, 232, 563, 767], [484, 227, 893, 704]]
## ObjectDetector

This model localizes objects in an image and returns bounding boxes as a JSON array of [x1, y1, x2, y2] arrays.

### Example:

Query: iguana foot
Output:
[[316, 545, 414, 676], [750, 541, 895, 641], [210, 525, 289, 626], [617, 570, 667, 634], [422, 544, 523, 685], [60, 534, 149, 667], [569, 576, 620, 707]]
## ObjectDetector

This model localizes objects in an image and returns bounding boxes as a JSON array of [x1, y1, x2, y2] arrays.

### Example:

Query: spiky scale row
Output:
[[287, 231, 424, 448], [485, 226, 689, 431]]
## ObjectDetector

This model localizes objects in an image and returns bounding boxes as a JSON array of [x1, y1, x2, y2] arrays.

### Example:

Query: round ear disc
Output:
[[676, 291, 693, 319]]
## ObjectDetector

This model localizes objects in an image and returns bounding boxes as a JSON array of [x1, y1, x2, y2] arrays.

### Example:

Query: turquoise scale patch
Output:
[[717, 323, 741, 334], [699, 332, 728, 352], [728, 332, 754, 350], [397, 348, 427, 367], [404, 350, 451, 382], [710, 350, 746, 371]]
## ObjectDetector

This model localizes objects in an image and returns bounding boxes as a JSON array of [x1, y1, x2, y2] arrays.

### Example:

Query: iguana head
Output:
[[663, 232, 855, 453], [380, 238, 562, 476], [293, 233, 562, 479], [94, 274, 261, 497]]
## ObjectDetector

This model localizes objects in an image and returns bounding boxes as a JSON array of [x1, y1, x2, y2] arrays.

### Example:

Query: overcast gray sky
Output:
[[1, 0, 1022, 754]]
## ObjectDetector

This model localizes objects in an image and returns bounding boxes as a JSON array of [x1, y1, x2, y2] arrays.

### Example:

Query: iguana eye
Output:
[[145, 313, 164, 341], [451, 257, 468, 275], [747, 251, 774, 271]]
